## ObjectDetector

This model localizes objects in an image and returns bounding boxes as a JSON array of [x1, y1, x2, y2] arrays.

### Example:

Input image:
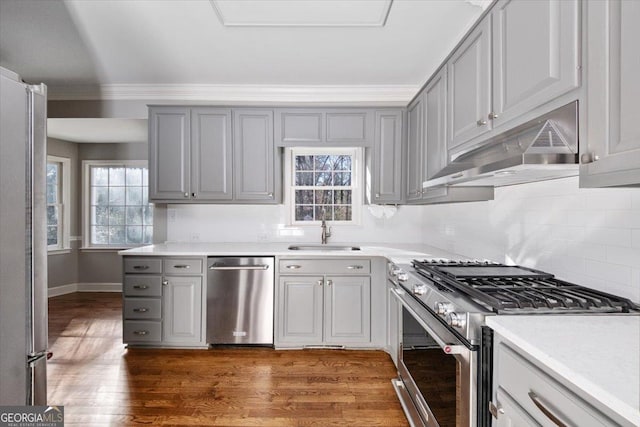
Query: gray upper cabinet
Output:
[[191, 108, 233, 200], [424, 68, 447, 181], [275, 109, 373, 146], [149, 107, 190, 200], [233, 109, 277, 202], [491, 0, 580, 128], [580, 0, 640, 187], [406, 93, 425, 202], [447, 18, 492, 152], [372, 110, 403, 204]]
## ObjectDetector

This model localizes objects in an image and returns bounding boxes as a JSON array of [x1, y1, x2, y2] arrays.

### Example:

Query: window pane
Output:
[[92, 187, 109, 205], [334, 206, 352, 221], [334, 190, 352, 204], [142, 188, 149, 205], [126, 207, 143, 225], [334, 172, 351, 186], [91, 167, 109, 186], [295, 206, 314, 221], [334, 155, 351, 171], [142, 169, 149, 186], [126, 187, 143, 205], [126, 226, 143, 244], [46, 205, 58, 226], [314, 155, 334, 171], [108, 206, 125, 225], [295, 156, 314, 171], [315, 206, 333, 221], [143, 226, 153, 243], [126, 168, 143, 186], [47, 226, 58, 246], [46, 185, 57, 204], [295, 190, 313, 204], [46, 163, 58, 185], [109, 167, 125, 186], [295, 172, 314, 186], [314, 172, 332, 186], [143, 206, 153, 225], [109, 226, 125, 244], [92, 226, 109, 244], [91, 206, 109, 226], [314, 190, 333, 205], [109, 186, 125, 205]]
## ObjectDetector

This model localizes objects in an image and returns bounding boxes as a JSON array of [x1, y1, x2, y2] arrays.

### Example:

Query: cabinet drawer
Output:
[[123, 298, 162, 320], [123, 275, 162, 297], [497, 343, 614, 426], [123, 321, 161, 343], [124, 258, 162, 274], [163, 258, 202, 274], [279, 259, 370, 275]]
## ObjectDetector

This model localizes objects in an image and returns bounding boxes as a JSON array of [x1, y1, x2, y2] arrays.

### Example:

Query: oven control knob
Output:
[[446, 312, 466, 329], [412, 284, 428, 295], [434, 302, 453, 315], [397, 272, 409, 282]]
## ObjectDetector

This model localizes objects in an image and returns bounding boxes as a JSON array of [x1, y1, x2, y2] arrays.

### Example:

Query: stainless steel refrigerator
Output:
[[0, 66, 48, 405]]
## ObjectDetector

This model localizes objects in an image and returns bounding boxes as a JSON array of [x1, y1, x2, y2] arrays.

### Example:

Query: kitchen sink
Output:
[[287, 245, 361, 251]]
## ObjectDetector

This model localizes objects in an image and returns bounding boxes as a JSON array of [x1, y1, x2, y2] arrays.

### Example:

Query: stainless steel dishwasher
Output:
[[206, 257, 274, 345]]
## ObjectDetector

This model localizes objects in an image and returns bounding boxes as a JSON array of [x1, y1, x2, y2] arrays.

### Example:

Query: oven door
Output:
[[391, 288, 477, 427]]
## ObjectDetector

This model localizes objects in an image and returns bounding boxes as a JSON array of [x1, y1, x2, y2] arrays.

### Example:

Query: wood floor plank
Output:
[[48, 292, 408, 426]]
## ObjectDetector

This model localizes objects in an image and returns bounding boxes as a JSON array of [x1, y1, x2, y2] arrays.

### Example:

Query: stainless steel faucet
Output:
[[321, 218, 332, 244]]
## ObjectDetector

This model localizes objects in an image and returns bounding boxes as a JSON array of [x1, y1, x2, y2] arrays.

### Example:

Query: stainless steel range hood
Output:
[[424, 101, 579, 188]]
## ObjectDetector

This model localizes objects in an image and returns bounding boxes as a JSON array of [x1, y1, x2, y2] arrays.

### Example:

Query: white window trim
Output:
[[81, 160, 151, 249], [47, 155, 71, 252], [284, 147, 362, 226]]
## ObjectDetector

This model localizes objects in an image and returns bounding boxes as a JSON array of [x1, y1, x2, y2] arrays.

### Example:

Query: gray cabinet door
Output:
[[149, 107, 190, 200], [491, 0, 580, 128], [233, 109, 277, 202], [447, 18, 492, 151], [324, 276, 371, 344], [372, 110, 403, 203], [276, 109, 323, 145], [277, 276, 324, 344], [424, 68, 448, 181], [191, 108, 233, 200], [581, 0, 640, 187], [162, 275, 202, 344], [406, 94, 425, 202], [325, 110, 373, 145]]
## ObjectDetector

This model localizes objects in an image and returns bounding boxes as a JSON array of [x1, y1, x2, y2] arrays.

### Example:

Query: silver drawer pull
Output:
[[133, 265, 149, 270], [133, 330, 148, 336], [173, 264, 191, 269], [528, 391, 569, 427], [133, 285, 149, 290], [133, 308, 149, 313], [209, 265, 269, 271], [347, 265, 363, 270], [285, 265, 301, 270]]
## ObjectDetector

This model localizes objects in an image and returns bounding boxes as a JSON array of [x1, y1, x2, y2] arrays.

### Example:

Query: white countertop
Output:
[[118, 242, 463, 264], [486, 315, 640, 426]]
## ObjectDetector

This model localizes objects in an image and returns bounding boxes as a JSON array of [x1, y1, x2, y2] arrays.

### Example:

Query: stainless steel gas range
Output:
[[388, 260, 639, 427]]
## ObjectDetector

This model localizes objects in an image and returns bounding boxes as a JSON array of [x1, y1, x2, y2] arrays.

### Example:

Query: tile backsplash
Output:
[[421, 176, 640, 303]]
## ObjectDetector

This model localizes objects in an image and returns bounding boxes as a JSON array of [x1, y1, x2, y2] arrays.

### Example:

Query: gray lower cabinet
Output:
[[371, 109, 404, 204], [276, 258, 372, 347], [122, 256, 205, 347], [233, 109, 278, 202], [580, 0, 640, 187], [491, 334, 623, 426], [275, 109, 373, 146]]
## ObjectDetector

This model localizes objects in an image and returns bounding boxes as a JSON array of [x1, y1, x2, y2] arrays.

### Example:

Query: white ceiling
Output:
[[1, 0, 488, 143]]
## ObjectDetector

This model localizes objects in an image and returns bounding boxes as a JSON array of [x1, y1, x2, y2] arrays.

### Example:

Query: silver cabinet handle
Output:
[[285, 265, 301, 270], [173, 264, 191, 269], [347, 265, 363, 270], [162, 280, 168, 286], [375, 193, 380, 198], [327, 279, 333, 286], [133, 265, 149, 270], [133, 330, 148, 336], [209, 264, 270, 271], [133, 307, 149, 313], [451, 172, 464, 179], [528, 392, 569, 427], [184, 192, 189, 197], [488, 112, 499, 120], [268, 192, 274, 197], [191, 193, 196, 198], [317, 279, 323, 287], [477, 119, 487, 126], [133, 285, 149, 290], [580, 152, 600, 164]]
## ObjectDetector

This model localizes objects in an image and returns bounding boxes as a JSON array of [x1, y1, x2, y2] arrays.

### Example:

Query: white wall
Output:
[[421, 177, 640, 303], [166, 204, 424, 244]]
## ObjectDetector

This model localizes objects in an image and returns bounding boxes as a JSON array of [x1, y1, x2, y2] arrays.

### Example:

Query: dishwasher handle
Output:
[[209, 264, 270, 271]]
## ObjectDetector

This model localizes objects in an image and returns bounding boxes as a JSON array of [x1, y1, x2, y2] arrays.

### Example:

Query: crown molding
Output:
[[47, 84, 418, 106]]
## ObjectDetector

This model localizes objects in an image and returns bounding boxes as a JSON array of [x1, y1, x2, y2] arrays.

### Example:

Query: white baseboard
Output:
[[48, 282, 122, 297]]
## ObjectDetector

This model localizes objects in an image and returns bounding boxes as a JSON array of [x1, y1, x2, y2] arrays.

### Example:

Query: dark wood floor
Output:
[[47, 292, 408, 426]]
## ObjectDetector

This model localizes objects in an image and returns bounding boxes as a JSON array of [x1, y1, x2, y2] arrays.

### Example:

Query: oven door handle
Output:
[[391, 288, 467, 356]]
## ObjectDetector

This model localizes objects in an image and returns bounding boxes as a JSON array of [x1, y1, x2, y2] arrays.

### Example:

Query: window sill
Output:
[[48, 248, 72, 256]]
